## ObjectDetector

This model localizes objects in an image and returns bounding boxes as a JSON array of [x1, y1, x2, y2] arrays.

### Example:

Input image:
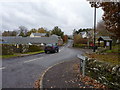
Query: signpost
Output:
[[77, 54, 87, 77]]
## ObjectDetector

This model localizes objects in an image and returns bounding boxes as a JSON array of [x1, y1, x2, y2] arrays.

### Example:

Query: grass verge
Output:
[[86, 53, 120, 65], [0, 54, 20, 59], [86, 44, 120, 65], [22, 50, 44, 54], [0, 50, 45, 59]]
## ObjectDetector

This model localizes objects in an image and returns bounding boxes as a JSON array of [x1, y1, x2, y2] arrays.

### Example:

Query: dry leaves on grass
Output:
[[86, 53, 120, 65], [79, 74, 107, 89]]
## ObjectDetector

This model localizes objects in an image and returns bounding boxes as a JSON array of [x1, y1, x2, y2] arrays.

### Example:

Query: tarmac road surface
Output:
[[2, 40, 84, 88]]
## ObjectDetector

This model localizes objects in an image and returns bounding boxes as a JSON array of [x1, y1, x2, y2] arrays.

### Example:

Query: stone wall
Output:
[[85, 58, 120, 90]]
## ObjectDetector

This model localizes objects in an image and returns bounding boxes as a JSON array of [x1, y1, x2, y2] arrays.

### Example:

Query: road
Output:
[[2, 40, 85, 88]]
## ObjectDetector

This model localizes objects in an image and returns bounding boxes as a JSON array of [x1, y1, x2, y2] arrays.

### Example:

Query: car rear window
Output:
[[46, 44, 53, 46]]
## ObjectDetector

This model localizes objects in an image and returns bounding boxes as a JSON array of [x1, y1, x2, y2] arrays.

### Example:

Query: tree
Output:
[[100, 2, 120, 39], [73, 29, 77, 36], [37, 27, 47, 33], [2, 30, 17, 36], [26, 28, 37, 36], [2, 31, 11, 36], [74, 28, 92, 34], [11, 31, 17, 36], [63, 35, 68, 43], [96, 20, 110, 36], [51, 26, 64, 38], [46, 31, 50, 37], [73, 34, 82, 44], [19, 31, 25, 37], [18, 26, 28, 37]]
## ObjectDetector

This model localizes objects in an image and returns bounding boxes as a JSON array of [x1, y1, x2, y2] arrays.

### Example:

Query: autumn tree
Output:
[[73, 33, 82, 44], [26, 28, 37, 36], [100, 2, 120, 39], [37, 27, 47, 33], [2, 31, 11, 36], [2, 31, 17, 36], [96, 20, 110, 36], [63, 35, 68, 43]]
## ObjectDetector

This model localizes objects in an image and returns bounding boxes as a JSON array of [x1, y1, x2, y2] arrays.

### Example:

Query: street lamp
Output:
[[90, 2, 100, 52]]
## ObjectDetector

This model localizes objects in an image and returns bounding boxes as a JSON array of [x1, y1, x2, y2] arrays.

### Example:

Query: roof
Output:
[[50, 35, 62, 40], [32, 33, 46, 36], [80, 32, 85, 35], [51, 34, 60, 37], [98, 36, 112, 41], [2, 36, 59, 44]]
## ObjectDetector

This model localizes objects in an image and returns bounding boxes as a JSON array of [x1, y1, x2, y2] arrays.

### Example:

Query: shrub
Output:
[[19, 44, 29, 53], [2, 44, 14, 55], [74, 35, 89, 44], [73, 44, 87, 48], [28, 45, 43, 52], [79, 38, 88, 44]]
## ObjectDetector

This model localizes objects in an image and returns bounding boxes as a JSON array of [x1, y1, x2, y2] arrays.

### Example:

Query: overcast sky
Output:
[[0, 0, 103, 35]]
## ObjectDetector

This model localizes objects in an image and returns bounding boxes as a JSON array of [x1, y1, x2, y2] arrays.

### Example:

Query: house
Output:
[[80, 32, 92, 38], [80, 32, 86, 38], [50, 35, 63, 46], [30, 33, 46, 37], [2, 35, 63, 46]]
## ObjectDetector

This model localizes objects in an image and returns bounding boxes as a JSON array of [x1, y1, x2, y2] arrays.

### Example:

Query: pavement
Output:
[[40, 54, 106, 89], [41, 58, 79, 88], [41, 58, 94, 89]]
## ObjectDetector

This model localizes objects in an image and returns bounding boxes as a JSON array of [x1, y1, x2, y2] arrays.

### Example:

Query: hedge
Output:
[[2, 44, 14, 55], [1, 44, 43, 55], [28, 45, 43, 52]]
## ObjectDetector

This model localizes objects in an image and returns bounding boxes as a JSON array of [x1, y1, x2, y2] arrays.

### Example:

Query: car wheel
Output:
[[54, 49, 57, 53], [45, 51, 47, 53], [57, 49, 59, 53]]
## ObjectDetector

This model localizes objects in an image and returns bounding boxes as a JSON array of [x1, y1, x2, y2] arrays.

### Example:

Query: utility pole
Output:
[[89, 2, 100, 52], [93, 5, 96, 52]]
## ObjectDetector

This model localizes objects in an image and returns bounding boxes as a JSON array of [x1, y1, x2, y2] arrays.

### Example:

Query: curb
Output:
[[18, 52, 45, 57], [3, 52, 45, 60], [39, 61, 66, 89]]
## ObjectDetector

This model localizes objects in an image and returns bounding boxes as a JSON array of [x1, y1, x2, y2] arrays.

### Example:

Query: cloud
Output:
[[0, 0, 103, 35]]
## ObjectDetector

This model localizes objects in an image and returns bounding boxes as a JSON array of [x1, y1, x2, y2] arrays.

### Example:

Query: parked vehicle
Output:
[[44, 43, 59, 53]]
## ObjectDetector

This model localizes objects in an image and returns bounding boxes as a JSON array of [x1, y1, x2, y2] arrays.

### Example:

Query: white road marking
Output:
[[24, 46, 65, 63], [0, 67, 5, 70], [24, 57, 44, 63]]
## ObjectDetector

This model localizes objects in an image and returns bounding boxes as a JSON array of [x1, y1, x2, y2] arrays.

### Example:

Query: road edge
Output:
[[2, 52, 45, 60], [39, 61, 67, 89]]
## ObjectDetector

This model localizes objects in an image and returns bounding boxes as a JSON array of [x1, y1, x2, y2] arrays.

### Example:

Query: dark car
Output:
[[44, 43, 59, 53]]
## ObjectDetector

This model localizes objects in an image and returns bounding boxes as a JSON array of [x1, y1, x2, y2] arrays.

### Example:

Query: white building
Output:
[[30, 33, 46, 37]]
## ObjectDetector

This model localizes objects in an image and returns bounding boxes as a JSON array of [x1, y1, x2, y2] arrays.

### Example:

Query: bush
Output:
[[73, 44, 87, 48], [74, 36, 89, 44], [18, 44, 29, 53], [1, 44, 43, 55], [79, 38, 88, 44], [28, 45, 43, 52], [2, 44, 14, 55]]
